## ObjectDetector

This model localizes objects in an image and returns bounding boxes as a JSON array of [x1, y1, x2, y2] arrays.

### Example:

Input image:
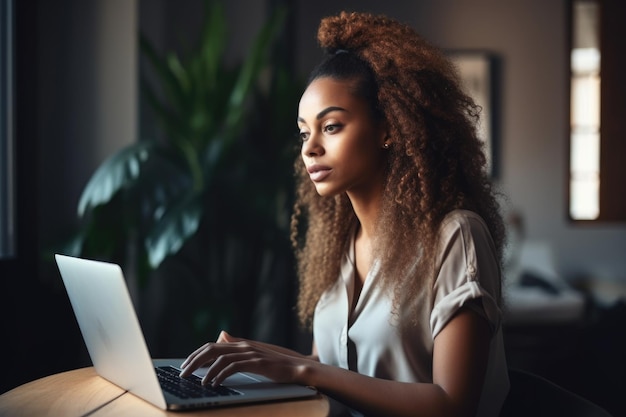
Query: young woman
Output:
[[180, 11, 509, 417]]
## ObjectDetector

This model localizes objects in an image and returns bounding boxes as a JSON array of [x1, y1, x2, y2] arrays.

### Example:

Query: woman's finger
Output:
[[180, 342, 212, 369], [217, 330, 239, 343], [180, 343, 222, 375], [181, 340, 253, 377], [202, 351, 261, 386], [182, 330, 234, 369]]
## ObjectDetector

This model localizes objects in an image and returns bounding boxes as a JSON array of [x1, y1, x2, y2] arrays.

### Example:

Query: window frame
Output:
[[567, 0, 626, 224], [0, 0, 16, 258]]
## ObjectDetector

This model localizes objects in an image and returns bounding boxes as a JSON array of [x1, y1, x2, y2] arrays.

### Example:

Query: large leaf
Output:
[[145, 193, 203, 268], [130, 148, 194, 226], [223, 7, 287, 135], [78, 142, 153, 216], [197, 0, 227, 91], [78, 141, 193, 224], [139, 36, 187, 118]]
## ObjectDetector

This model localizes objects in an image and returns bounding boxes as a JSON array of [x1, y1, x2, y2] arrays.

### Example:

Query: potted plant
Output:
[[68, 0, 303, 354]]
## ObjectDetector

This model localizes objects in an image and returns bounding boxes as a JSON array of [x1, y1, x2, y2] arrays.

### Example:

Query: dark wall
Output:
[[0, 0, 87, 394]]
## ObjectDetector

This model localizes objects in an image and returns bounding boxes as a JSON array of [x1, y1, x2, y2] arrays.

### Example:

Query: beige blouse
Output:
[[313, 210, 510, 417]]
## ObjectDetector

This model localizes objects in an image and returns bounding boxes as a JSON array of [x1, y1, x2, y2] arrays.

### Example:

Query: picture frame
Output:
[[447, 51, 497, 176]]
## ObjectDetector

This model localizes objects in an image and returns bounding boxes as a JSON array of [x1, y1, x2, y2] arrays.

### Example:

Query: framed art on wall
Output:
[[448, 51, 497, 176]]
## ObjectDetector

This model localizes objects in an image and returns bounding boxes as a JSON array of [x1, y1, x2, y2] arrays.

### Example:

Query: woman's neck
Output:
[[347, 185, 383, 242]]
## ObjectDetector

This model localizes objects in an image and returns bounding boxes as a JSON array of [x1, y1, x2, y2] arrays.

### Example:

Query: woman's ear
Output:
[[378, 122, 391, 149], [381, 129, 392, 150]]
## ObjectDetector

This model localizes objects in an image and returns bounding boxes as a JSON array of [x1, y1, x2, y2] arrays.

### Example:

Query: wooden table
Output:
[[0, 367, 330, 417]]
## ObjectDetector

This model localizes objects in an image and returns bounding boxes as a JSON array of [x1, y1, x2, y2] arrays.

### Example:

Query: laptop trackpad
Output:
[[193, 368, 271, 386]]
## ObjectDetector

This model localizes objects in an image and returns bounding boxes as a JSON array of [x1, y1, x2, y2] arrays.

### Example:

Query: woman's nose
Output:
[[302, 132, 324, 157]]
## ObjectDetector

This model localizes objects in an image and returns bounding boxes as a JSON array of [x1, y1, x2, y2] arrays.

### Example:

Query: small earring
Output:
[[383, 142, 390, 149]]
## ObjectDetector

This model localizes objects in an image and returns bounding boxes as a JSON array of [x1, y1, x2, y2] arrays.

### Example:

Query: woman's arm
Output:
[[303, 308, 490, 417], [180, 307, 490, 417]]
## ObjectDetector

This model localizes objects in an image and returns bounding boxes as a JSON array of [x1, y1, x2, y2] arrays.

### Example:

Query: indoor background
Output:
[[1, 1, 624, 415]]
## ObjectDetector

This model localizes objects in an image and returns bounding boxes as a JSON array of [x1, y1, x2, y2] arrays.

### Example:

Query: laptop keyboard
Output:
[[156, 366, 242, 399]]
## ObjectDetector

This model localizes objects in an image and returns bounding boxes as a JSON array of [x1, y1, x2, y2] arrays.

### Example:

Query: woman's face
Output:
[[297, 77, 387, 198]]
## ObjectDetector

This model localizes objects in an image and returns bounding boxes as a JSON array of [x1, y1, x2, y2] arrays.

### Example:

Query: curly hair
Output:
[[290, 11, 505, 327]]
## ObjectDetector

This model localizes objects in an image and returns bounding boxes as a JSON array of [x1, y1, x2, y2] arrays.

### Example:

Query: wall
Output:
[[1, 0, 138, 394], [38, 0, 138, 264], [294, 0, 626, 286]]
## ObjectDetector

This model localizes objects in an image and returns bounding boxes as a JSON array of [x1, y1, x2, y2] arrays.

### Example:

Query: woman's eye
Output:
[[299, 131, 310, 141], [324, 124, 342, 134]]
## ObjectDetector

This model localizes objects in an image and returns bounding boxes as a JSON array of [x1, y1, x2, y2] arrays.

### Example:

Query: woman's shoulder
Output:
[[437, 209, 496, 256], [439, 209, 489, 234]]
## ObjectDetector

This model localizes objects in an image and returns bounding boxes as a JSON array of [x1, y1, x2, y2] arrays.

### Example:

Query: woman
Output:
[[180, 11, 509, 417]]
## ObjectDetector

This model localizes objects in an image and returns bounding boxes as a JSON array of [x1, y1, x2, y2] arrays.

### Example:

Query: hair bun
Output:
[[317, 11, 370, 52], [317, 12, 434, 76], [318, 12, 392, 46]]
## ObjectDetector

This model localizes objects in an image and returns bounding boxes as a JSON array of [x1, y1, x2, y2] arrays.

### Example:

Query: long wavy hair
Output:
[[290, 11, 505, 327]]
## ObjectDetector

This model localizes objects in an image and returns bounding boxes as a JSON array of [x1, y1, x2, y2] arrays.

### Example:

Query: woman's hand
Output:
[[179, 331, 315, 387]]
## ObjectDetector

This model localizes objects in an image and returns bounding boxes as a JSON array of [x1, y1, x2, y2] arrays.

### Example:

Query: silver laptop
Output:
[[55, 254, 318, 410]]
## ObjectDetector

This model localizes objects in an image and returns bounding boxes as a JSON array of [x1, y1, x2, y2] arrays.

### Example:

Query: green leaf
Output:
[[140, 77, 186, 145], [139, 35, 187, 115], [167, 53, 191, 97], [77, 141, 194, 228], [130, 147, 194, 223], [78, 142, 153, 216], [224, 7, 287, 134], [199, 0, 227, 84], [144, 193, 203, 268]]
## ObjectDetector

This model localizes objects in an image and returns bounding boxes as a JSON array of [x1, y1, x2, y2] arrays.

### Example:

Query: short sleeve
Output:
[[429, 211, 502, 339]]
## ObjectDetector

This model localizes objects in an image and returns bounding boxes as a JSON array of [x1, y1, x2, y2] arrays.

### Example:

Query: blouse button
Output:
[[468, 265, 477, 276]]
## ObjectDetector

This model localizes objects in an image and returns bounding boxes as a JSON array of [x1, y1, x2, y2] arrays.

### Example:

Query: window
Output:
[[569, 0, 626, 222], [569, 0, 600, 220], [0, 0, 15, 258]]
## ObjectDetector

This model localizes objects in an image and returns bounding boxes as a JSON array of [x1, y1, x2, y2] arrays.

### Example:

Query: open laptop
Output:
[[55, 254, 318, 410]]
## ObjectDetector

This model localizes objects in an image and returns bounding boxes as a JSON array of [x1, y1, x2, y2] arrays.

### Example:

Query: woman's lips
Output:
[[307, 164, 332, 182]]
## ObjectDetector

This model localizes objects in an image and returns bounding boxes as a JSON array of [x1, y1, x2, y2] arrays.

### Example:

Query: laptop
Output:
[[55, 254, 318, 410]]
